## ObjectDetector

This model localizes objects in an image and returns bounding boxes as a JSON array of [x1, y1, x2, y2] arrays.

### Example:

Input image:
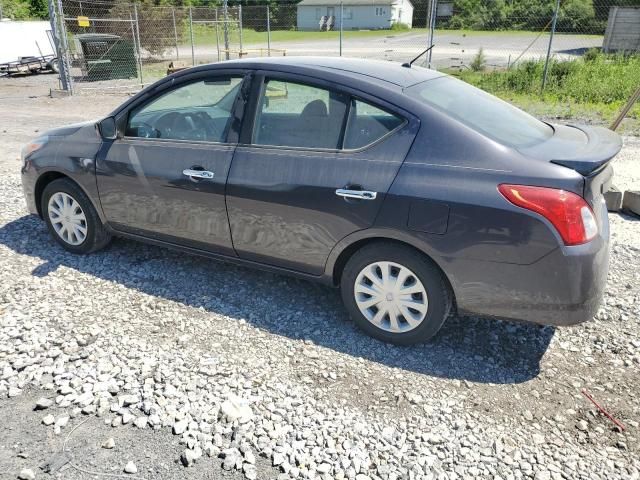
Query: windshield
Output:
[[405, 76, 553, 147]]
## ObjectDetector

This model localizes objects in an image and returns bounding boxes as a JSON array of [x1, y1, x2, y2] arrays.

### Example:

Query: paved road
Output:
[[180, 30, 604, 69]]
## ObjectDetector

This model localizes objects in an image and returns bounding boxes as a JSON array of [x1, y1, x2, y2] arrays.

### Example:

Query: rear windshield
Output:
[[405, 76, 553, 147]]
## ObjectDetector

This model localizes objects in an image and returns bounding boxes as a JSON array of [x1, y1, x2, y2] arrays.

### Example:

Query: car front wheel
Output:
[[340, 242, 452, 345], [41, 178, 111, 254]]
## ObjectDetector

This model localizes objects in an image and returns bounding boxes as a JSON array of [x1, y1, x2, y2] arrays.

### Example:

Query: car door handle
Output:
[[183, 169, 214, 179], [335, 189, 377, 200]]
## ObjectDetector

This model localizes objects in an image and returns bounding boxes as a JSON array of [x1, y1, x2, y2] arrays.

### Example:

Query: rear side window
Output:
[[405, 76, 552, 147], [253, 79, 348, 149], [344, 99, 405, 149]]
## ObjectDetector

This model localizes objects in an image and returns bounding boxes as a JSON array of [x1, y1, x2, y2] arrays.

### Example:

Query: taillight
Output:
[[498, 184, 597, 246]]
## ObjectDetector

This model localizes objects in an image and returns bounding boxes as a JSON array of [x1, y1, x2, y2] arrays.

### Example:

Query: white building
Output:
[[297, 0, 414, 31]]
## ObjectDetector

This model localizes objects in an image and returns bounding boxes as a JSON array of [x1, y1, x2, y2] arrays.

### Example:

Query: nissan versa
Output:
[[21, 57, 621, 344]]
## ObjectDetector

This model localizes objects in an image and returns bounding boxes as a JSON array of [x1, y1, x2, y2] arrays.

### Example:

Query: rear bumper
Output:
[[447, 203, 610, 326]]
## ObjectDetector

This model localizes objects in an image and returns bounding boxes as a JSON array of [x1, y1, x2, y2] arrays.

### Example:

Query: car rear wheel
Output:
[[340, 242, 452, 345], [41, 178, 111, 254]]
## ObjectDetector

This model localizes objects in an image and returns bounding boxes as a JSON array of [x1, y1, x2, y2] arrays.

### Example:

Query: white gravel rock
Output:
[[123, 461, 137, 474], [41, 415, 54, 426], [102, 437, 115, 449], [34, 398, 53, 410], [18, 469, 36, 480], [220, 396, 253, 423]]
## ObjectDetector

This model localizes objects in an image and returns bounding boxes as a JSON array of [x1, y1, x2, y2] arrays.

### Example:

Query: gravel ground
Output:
[[0, 75, 639, 480]]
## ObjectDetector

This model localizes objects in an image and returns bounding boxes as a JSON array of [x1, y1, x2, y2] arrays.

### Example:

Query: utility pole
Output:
[[427, 0, 437, 68], [266, 4, 271, 57], [48, 0, 72, 93], [339, 1, 344, 56]]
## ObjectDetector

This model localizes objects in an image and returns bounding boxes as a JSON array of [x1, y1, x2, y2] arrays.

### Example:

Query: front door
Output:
[[225, 73, 418, 275], [96, 73, 246, 255]]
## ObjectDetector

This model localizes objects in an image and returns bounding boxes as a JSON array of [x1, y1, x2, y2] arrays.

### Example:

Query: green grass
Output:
[[187, 25, 422, 47], [183, 26, 602, 48], [448, 52, 640, 135]]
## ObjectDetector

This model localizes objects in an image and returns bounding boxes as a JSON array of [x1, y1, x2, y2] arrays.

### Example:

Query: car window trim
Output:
[[119, 71, 249, 146], [241, 70, 411, 154]]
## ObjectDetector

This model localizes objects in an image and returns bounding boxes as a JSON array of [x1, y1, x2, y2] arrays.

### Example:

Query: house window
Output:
[[343, 7, 353, 19], [375, 7, 386, 16], [315, 7, 322, 20]]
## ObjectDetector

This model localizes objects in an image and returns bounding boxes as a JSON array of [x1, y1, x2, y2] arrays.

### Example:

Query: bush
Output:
[[390, 22, 411, 31], [470, 47, 486, 71], [457, 53, 640, 104], [433, 0, 611, 33]]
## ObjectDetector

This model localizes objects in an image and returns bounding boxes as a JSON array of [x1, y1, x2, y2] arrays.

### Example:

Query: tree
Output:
[[28, 0, 48, 18], [1, 0, 33, 19]]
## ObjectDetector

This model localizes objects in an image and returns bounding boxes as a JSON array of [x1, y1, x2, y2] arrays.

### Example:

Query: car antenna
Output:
[[402, 44, 435, 68]]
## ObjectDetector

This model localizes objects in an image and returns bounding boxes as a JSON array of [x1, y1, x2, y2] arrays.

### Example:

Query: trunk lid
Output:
[[547, 124, 621, 176], [518, 124, 621, 203]]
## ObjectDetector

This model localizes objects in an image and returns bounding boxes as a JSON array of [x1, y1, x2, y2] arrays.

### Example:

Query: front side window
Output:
[[253, 79, 348, 149], [344, 7, 353, 19], [405, 76, 553, 147], [126, 77, 243, 142], [344, 99, 405, 149]]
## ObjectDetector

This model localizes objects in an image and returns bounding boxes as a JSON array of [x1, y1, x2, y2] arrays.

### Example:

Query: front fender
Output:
[[23, 127, 105, 222]]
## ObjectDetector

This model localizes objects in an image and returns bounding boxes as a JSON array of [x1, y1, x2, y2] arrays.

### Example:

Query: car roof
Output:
[[195, 56, 444, 88]]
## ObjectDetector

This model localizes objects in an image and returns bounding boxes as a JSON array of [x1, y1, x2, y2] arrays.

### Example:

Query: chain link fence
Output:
[[50, 0, 637, 94]]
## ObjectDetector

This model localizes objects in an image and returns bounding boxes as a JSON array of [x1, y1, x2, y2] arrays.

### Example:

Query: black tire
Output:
[[41, 178, 111, 254], [48, 58, 60, 74], [340, 242, 452, 345]]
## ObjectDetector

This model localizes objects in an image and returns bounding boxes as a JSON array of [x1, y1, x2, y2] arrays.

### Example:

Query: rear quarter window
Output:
[[344, 99, 405, 150], [405, 76, 553, 148]]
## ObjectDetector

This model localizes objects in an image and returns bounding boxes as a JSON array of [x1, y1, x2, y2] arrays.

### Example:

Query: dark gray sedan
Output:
[[21, 57, 621, 344]]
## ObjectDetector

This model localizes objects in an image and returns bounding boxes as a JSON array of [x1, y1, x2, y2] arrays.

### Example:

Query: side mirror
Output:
[[98, 117, 118, 140]]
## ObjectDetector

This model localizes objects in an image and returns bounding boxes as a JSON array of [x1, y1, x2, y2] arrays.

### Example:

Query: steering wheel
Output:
[[147, 111, 225, 141], [134, 121, 160, 139]]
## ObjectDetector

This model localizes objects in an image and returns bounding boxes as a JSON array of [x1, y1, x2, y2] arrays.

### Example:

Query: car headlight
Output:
[[21, 136, 49, 164]]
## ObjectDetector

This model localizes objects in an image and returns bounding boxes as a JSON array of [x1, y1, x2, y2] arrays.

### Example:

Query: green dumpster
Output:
[[74, 34, 138, 81]]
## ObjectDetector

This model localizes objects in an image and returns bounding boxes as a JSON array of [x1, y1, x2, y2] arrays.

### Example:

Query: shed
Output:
[[603, 7, 640, 53], [296, 0, 414, 31]]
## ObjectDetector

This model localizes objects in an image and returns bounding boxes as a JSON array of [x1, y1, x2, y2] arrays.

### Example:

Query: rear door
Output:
[[96, 71, 248, 255], [225, 72, 419, 275]]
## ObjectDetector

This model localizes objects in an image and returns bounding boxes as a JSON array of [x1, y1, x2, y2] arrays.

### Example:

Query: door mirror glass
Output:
[[98, 116, 117, 140]]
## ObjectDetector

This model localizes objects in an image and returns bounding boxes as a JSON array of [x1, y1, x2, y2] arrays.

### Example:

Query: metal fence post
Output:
[[172, 7, 179, 59], [339, 1, 343, 56], [266, 5, 271, 57], [50, 0, 72, 93], [216, 9, 221, 61], [223, 0, 230, 60], [427, 0, 437, 68], [542, 0, 560, 91], [133, 3, 143, 86], [189, 6, 195, 65], [238, 4, 243, 57]]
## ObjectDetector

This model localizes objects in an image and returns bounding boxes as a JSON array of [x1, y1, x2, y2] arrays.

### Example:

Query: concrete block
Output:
[[604, 186, 623, 212], [50, 89, 71, 98], [622, 190, 640, 217]]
